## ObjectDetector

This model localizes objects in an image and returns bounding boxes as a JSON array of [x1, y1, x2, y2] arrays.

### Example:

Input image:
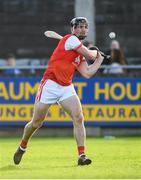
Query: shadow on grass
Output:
[[49, 164, 79, 168], [0, 164, 31, 171], [0, 163, 86, 172], [0, 164, 20, 171]]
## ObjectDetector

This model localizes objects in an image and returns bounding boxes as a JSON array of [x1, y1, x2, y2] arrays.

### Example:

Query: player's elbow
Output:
[[86, 75, 91, 79], [82, 73, 92, 79], [79, 67, 96, 79]]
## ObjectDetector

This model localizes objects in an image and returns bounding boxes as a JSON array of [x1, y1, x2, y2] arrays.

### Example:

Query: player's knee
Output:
[[32, 120, 43, 129], [31, 113, 45, 129], [72, 111, 84, 125], [32, 119, 43, 129]]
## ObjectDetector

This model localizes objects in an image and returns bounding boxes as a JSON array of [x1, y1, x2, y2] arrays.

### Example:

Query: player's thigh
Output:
[[59, 95, 83, 119], [32, 101, 51, 122]]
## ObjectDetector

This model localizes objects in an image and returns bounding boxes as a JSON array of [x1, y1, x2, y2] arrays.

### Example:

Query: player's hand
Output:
[[89, 46, 111, 61], [96, 51, 104, 62]]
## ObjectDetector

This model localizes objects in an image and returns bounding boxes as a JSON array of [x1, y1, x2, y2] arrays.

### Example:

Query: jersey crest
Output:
[[73, 55, 81, 66]]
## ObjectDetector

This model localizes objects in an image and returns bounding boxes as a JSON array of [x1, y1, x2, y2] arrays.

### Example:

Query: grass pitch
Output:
[[0, 136, 141, 179]]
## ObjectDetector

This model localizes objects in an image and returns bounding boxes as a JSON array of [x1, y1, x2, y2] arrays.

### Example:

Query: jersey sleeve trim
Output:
[[74, 43, 82, 50]]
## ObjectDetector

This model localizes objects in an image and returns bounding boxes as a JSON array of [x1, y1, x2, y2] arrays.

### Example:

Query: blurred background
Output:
[[0, 0, 140, 62], [0, 0, 141, 137]]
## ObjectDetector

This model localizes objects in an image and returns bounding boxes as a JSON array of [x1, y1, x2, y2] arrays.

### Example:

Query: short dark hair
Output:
[[70, 17, 88, 28]]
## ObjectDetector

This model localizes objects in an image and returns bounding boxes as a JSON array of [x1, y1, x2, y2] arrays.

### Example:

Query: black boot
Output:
[[13, 147, 25, 165], [78, 154, 92, 165]]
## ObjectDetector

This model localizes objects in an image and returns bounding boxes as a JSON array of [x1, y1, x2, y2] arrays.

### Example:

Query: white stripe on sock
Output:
[[20, 146, 26, 151], [79, 153, 85, 157]]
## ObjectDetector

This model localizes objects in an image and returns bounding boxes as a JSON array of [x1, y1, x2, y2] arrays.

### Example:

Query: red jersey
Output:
[[42, 34, 85, 86]]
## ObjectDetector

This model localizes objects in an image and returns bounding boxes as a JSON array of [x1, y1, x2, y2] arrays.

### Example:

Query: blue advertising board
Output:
[[0, 77, 141, 126]]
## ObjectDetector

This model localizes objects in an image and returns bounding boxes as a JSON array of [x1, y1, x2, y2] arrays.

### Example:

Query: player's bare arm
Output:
[[77, 52, 104, 78], [76, 45, 98, 61]]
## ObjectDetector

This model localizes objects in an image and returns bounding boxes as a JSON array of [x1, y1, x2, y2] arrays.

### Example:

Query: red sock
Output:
[[78, 146, 85, 156], [20, 139, 27, 150]]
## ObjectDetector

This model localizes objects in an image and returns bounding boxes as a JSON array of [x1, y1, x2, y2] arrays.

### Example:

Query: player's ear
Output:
[[71, 27, 74, 33]]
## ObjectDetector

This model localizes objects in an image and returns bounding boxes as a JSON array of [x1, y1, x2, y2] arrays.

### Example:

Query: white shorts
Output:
[[36, 79, 77, 104]]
